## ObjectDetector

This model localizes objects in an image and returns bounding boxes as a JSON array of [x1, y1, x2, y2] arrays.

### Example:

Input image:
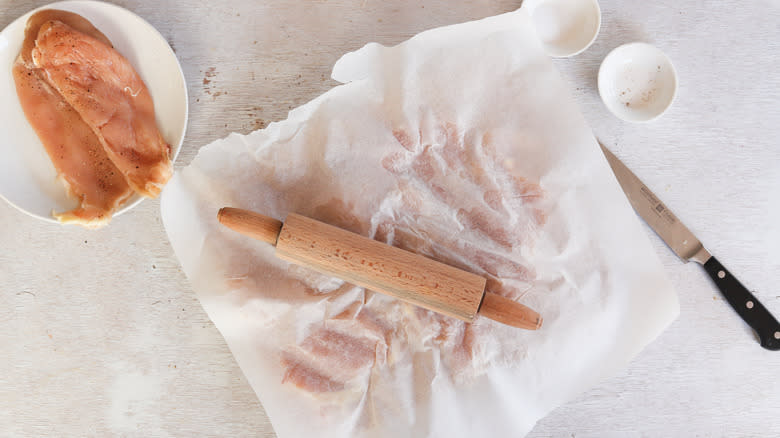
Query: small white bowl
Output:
[[0, 1, 188, 224], [524, 0, 601, 58], [598, 42, 678, 122]]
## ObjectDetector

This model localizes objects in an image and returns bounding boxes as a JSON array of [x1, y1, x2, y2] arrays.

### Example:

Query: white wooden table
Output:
[[1, 0, 779, 436]]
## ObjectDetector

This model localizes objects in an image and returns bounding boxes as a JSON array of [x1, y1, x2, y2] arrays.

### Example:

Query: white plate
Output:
[[597, 42, 677, 122], [0, 0, 187, 223]]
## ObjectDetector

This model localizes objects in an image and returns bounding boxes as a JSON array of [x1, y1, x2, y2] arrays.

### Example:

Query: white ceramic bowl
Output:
[[525, 0, 601, 58], [598, 42, 678, 122], [0, 1, 188, 224]]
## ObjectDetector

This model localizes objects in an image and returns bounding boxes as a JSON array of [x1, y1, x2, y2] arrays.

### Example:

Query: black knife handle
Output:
[[703, 256, 780, 350]]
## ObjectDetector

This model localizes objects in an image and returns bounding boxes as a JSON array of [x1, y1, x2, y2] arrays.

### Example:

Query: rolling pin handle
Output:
[[217, 207, 283, 246], [478, 292, 543, 330]]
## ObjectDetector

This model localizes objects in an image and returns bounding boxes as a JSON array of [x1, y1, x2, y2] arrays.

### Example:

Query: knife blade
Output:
[[599, 142, 780, 350]]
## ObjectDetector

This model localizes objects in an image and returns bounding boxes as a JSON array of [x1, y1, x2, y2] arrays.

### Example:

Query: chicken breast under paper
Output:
[[32, 20, 172, 197], [267, 122, 547, 395], [13, 10, 133, 226]]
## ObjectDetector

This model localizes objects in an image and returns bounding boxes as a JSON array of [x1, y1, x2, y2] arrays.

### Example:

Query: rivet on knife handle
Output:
[[703, 256, 780, 350], [217, 207, 542, 330]]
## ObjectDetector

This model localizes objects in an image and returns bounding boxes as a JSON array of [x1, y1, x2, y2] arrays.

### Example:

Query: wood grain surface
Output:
[[276, 213, 487, 321], [218, 207, 283, 246], [1, 0, 779, 437], [478, 290, 543, 330]]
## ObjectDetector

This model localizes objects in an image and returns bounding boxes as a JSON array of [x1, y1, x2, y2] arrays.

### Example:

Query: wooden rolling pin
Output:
[[217, 207, 542, 330]]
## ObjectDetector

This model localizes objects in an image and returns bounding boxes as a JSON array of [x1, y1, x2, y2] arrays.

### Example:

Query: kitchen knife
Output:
[[599, 142, 780, 350]]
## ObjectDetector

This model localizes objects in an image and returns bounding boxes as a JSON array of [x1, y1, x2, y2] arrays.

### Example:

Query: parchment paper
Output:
[[160, 8, 678, 437]]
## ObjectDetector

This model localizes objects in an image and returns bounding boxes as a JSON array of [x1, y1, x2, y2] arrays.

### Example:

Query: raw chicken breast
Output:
[[32, 20, 172, 197], [281, 319, 386, 393], [13, 10, 133, 227]]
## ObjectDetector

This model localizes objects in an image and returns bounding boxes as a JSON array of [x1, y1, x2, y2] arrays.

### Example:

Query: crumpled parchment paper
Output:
[[160, 8, 678, 438]]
